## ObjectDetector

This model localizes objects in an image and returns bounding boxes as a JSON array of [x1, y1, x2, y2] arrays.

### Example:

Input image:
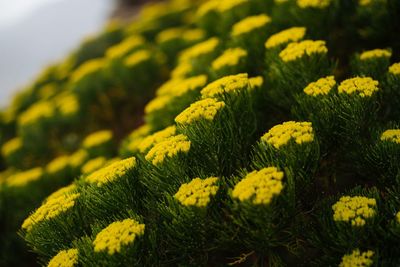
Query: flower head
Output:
[[47, 155, 70, 174], [201, 73, 249, 98], [70, 58, 104, 83], [389, 62, 400, 76], [81, 157, 108, 174], [279, 40, 328, 62], [174, 177, 219, 207], [83, 130, 113, 149], [332, 196, 377, 227], [212, 48, 248, 71], [70, 149, 89, 169], [249, 76, 264, 89], [48, 248, 79, 267], [380, 129, 400, 143], [45, 184, 77, 203], [137, 126, 176, 153], [265, 27, 306, 49], [6, 168, 43, 188], [106, 36, 145, 59], [231, 14, 271, 37], [145, 134, 191, 165], [178, 37, 219, 62], [339, 249, 374, 267], [19, 101, 55, 126], [1, 137, 22, 157], [338, 77, 379, 97], [175, 98, 225, 125], [124, 50, 152, 67], [359, 49, 391, 61], [56, 93, 80, 117], [297, 0, 332, 8], [303, 76, 336, 96]]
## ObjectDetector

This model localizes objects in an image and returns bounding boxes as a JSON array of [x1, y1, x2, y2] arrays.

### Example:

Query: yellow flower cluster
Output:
[[338, 77, 379, 97], [171, 61, 193, 79], [144, 95, 172, 114], [157, 75, 208, 97], [360, 49, 391, 60], [249, 76, 264, 89], [93, 218, 145, 255], [70, 58, 104, 83], [231, 14, 271, 37], [174, 177, 219, 207], [332, 196, 376, 227], [145, 134, 191, 165], [358, 0, 372, 5], [136, 126, 176, 153], [265, 27, 306, 49], [69, 149, 88, 169], [6, 168, 43, 188], [232, 167, 284, 205], [19, 101, 55, 126], [262, 121, 314, 149], [201, 73, 249, 98], [297, 0, 332, 8], [81, 157, 107, 174], [303, 76, 336, 96], [212, 48, 248, 70], [83, 130, 113, 149], [156, 27, 184, 43], [106, 36, 145, 59], [182, 28, 205, 42], [389, 62, 400, 76], [56, 94, 80, 117], [396, 211, 400, 224], [178, 37, 219, 63], [175, 98, 225, 125], [85, 157, 136, 187], [22, 192, 80, 231], [45, 184, 77, 203], [48, 248, 79, 267], [124, 50, 152, 67], [339, 249, 374, 267], [1, 137, 22, 157], [279, 40, 328, 62], [46, 155, 70, 174], [197, 0, 247, 17], [380, 129, 400, 143]]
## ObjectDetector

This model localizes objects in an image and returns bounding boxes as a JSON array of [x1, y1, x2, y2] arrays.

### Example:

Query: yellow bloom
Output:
[[128, 124, 152, 140], [279, 40, 328, 62], [174, 177, 219, 207], [85, 157, 136, 187], [93, 218, 145, 255], [56, 93, 80, 117], [156, 27, 184, 43], [47, 155, 70, 174], [70, 58, 104, 83], [232, 167, 284, 205], [22, 192, 80, 231], [178, 37, 219, 63], [175, 98, 225, 125], [69, 149, 89, 169], [106, 36, 145, 59], [332, 196, 376, 227], [303, 76, 336, 96], [171, 61, 193, 79], [137, 126, 176, 153], [1, 137, 22, 157], [265, 27, 306, 49], [297, 0, 332, 8], [182, 28, 205, 42], [124, 49, 152, 67], [338, 77, 379, 97], [81, 157, 107, 174], [197, 0, 247, 17], [145, 134, 191, 165], [339, 249, 374, 267], [47, 248, 79, 267], [389, 62, 400, 76], [249, 76, 264, 89], [82, 130, 113, 149], [18, 101, 55, 126], [201, 73, 249, 98], [231, 14, 271, 37], [144, 95, 172, 114], [212, 48, 248, 70], [262, 121, 314, 149], [359, 49, 391, 60], [158, 75, 208, 97], [45, 184, 77, 203], [6, 168, 43, 188], [380, 129, 400, 143]]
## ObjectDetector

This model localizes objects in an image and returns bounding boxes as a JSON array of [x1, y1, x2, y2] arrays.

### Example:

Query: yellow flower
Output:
[[265, 27, 306, 49], [47, 155, 70, 174], [156, 27, 184, 43], [106, 36, 145, 59], [124, 50, 152, 67], [82, 130, 113, 149], [231, 14, 271, 37], [56, 93, 80, 117], [197, 0, 247, 17], [279, 40, 328, 62], [1, 137, 22, 157], [158, 75, 208, 97], [145, 134, 191, 165], [174, 177, 219, 207], [182, 28, 205, 42], [93, 218, 145, 255], [70, 58, 104, 83], [69, 149, 89, 169], [6, 168, 44, 188], [81, 157, 108, 174], [232, 167, 284, 205], [249, 76, 264, 90], [175, 98, 225, 125], [338, 77, 379, 97], [137, 126, 176, 153], [389, 62, 400, 76], [212, 48, 248, 70], [18, 101, 55, 126], [396, 211, 400, 224], [128, 124, 152, 140], [303, 76, 336, 96], [45, 184, 77, 203], [201, 73, 249, 98], [85, 157, 136, 187], [339, 249, 374, 267], [332, 196, 376, 227], [262, 121, 314, 149], [380, 129, 400, 143], [296, 0, 332, 8], [47, 248, 79, 267], [178, 37, 219, 63], [144, 95, 173, 114], [22, 192, 80, 231], [171, 61, 193, 79], [359, 49, 391, 60]]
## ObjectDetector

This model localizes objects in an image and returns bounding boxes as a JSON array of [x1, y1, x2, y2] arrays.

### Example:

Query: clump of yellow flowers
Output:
[[338, 77, 379, 97], [106, 35, 145, 59], [261, 121, 314, 149], [45, 184, 77, 203], [279, 40, 328, 62], [46, 155, 70, 175], [231, 14, 271, 37], [359, 48, 391, 61], [70, 58, 104, 84], [178, 37, 219, 63], [145, 134, 191, 165], [47, 248, 79, 267], [232, 167, 284, 205], [136, 126, 176, 153], [175, 98, 225, 125], [201, 73, 249, 98], [85, 157, 136, 187], [296, 0, 332, 9], [212, 48, 248, 71], [339, 249, 374, 267], [174, 177, 219, 207], [5, 168, 44, 188], [332, 196, 377, 227], [1, 137, 22, 157], [18, 101, 55, 126], [81, 157, 107, 174], [303, 76, 336, 96], [197, 0, 247, 18], [389, 62, 400, 76], [93, 218, 145, 255], [124, 50, 152, 68], [82, 130, 113, 149], [380, 129, 400, 143], [265, 27, 306, 49]]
